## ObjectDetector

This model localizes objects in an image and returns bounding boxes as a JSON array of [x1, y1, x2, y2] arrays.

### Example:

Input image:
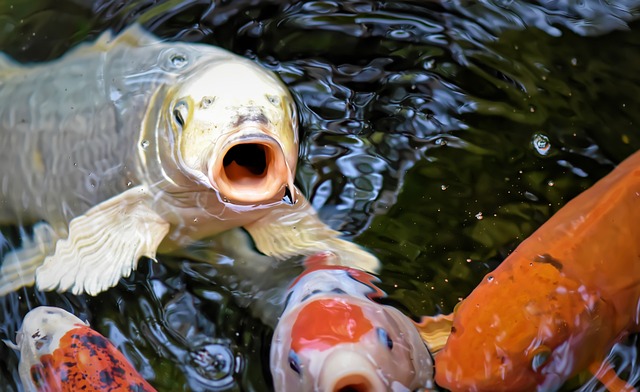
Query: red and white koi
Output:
[[270, 252, 434, 392], [11, 306, 156, 392]]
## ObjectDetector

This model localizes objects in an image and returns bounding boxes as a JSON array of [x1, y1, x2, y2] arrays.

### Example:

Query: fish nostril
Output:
[[333, 375, 372, 392]]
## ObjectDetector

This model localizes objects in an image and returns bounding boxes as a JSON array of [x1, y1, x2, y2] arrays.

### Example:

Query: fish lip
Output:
[[319, 350, 386, 392], [208, 128, 295, 205]]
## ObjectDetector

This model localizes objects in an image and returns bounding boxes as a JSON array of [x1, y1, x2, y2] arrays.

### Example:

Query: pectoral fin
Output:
[[588, 360, 637, 392], [35, 186, 170, 296], [0, 223, 60, 296], [415, 313, 454, 353], [244, 190, 380, 273]]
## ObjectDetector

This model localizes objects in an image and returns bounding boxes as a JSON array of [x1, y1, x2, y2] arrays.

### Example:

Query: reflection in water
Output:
[[1, 0, 640, 390]]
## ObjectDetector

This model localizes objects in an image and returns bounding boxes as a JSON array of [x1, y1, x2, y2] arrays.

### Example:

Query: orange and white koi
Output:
[[271, 252, 434, 392], [12, 306, 156, 392], [430, 150, 640, 391]]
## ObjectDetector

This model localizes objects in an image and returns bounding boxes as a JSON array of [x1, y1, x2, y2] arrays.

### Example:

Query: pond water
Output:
[[1, 0, 640, 391]]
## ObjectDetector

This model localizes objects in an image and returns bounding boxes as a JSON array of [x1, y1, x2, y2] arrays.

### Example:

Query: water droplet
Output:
[[193, 218, 198, 223], [170, 53, 188, 68], [140, 140, 150, 149], [547, 180, 555, 187], [201, 96, 215, 108], [532, 133, 551, 156], [126, 181, 132, 187], [441, 184, 448, 191], [475, 212, 483, 220], [189, 343, 235, 386]]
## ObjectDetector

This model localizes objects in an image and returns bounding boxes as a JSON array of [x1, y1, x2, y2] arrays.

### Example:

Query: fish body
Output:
[[15, 306, 156, 391], [271, 252, 433, 391], [435, 150, 640, 391], [0, 26, 379, 296]]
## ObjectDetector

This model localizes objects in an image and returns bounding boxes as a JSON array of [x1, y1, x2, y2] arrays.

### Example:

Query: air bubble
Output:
[[170, 53, 188, 68], [532, 133, 551, 156], [140, 140, 150, 149]]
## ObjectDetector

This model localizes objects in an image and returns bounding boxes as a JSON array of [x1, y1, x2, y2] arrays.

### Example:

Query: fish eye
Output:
[[288, 350, 302, 375], [173, 101, 188, 129], [376, 327, 393, 350], [530, 345, 552, 372]]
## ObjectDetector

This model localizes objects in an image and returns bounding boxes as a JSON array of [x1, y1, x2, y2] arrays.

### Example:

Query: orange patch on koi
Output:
[[291, 298, 374, 352]]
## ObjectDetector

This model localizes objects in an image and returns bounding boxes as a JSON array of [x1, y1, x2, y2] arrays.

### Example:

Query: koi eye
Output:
[[530, 345, 552, 372], [377, 327, 393, 350], [173, 101, 188, 129], [288, 350, 302, 375]]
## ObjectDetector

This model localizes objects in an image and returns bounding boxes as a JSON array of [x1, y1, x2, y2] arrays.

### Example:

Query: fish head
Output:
[[271, 293, 433, 391], [435, 260, 610, 391], [16, 307, 87, 389], [167, 59, 298, 204]]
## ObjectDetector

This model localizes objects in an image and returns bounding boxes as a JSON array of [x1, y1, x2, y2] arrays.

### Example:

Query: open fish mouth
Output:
[[209, 131, 293, 204], [320, 350, 387, 392]]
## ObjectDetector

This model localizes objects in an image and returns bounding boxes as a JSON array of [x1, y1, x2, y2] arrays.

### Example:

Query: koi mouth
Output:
[[210, 131, 294, 204], [333, 375, 373, 392]]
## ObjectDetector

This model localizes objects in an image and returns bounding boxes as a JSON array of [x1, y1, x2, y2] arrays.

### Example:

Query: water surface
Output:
[[1, 1, 640, 390]]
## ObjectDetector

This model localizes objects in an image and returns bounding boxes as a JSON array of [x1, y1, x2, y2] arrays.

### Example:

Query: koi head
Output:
[[165, 57, 298, 205], [271, 268, 433, 392], [15, 306, 154, 392], [435, 260, 611, 391]]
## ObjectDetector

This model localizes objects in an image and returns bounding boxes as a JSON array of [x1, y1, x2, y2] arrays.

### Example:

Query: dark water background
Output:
[[1, 0, 640, 390]]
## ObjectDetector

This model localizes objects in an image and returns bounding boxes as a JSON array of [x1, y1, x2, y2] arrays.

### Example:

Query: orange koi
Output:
[[14, 306, 156, 392], [271, 252, 434, 391], [431, 150, 640, 391]]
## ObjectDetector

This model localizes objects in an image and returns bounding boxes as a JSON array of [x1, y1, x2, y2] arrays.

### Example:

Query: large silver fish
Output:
[[0, 25, 379, 296]]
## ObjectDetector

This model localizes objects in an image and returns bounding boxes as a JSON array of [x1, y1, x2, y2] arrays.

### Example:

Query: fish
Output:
[[425, 150, 640, 391], [11, 306, 156, 391], [270, 252, 434, 392], [0, 25, 379, 296]]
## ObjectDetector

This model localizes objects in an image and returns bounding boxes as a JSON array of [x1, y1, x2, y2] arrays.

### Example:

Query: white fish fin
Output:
[[64, 24, 159, 58], [3, 338, 19, 351], [415, 313, 454, 353], [101, 24, 159, 48], [244, 190, 381, 273], [35, 186, 170, 296], [0, 222, 59, 296], [0, 52, 18, 69]]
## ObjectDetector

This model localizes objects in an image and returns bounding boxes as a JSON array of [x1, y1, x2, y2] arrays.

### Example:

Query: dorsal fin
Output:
[[64, 24, 160, 58], [0, 51, 18, 69]]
